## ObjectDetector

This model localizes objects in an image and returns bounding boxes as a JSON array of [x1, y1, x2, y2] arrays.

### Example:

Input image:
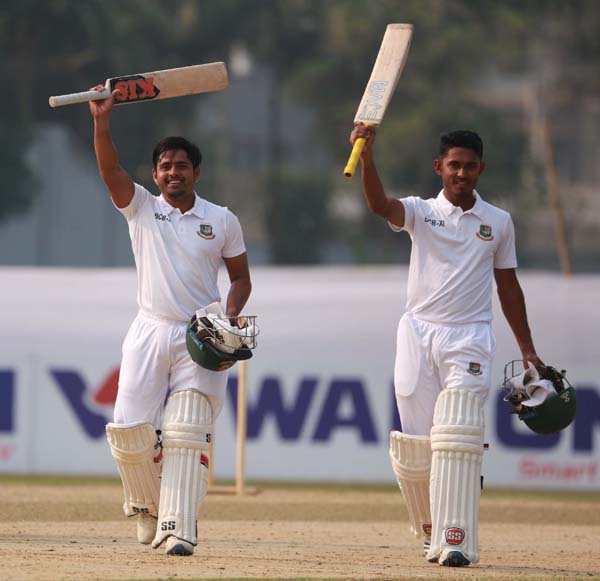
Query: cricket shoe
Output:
[[165, 536, 194, 556], [423, 536, 438, 563], [137, 513, 157, 545], [440, 549, 470, 567], [423, 534, 431, 555]]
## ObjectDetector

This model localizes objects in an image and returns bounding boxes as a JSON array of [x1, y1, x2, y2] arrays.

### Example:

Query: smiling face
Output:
[[434, 146, 486, 206], [152, 149, 200, 205]]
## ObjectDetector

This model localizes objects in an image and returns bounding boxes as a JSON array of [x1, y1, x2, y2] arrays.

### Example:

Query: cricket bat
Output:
[[343, 24, 413, 178], [49, 62, 228, 108]]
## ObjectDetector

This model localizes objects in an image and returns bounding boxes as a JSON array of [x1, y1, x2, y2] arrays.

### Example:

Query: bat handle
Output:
[[344, 137, 366, 178], [49, 85, 110, 108]]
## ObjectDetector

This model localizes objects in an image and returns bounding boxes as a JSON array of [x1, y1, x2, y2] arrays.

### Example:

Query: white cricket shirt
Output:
[[117, 183, 246, 322], [391, 190, 517, 324]]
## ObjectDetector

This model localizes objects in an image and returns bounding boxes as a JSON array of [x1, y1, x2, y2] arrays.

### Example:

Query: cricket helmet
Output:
[[186, 312, 259, 372], [502, 361, 576, 434]]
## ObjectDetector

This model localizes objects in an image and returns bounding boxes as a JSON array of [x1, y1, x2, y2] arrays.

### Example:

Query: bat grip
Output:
[[344, 137, 366, 178], [49, 86, 110, 108]]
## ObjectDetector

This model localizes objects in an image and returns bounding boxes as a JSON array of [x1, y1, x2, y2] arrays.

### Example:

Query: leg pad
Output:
[[152, 390, 213, 549], [428, 389, 485, 565], [106, 421, 161, 518], [389, 431, 432, 539]]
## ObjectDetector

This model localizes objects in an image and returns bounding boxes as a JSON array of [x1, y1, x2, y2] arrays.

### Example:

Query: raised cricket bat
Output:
[[343, 24, 413, 178], [49, 62, 228, 108]]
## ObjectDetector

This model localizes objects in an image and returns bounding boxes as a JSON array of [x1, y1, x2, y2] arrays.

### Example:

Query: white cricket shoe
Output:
[[137, 513, 157, 544], [165, 536, 194, 556]]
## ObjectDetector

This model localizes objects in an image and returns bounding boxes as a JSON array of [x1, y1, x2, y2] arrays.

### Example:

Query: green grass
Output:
[[0, 473, 120, 485], [84, 578, 600, 581], [481, 486, 600, 502], [1, 473, 599, 501]]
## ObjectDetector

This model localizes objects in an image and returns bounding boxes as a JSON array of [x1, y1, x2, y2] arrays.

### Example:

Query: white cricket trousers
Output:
[[394, 313, 496, 436], [113, 313, 228, 428]]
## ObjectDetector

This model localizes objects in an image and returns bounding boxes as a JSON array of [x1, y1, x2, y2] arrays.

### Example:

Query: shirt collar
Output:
[[188, 193, 206, 219], [158, 192, 205, 219], [468, 190, 485, 218], [436, 189, 485, 218]]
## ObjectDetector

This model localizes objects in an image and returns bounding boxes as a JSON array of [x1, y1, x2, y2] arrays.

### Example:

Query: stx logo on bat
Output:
[[358, 81, 389, 121], [110, 75, 161, 103]]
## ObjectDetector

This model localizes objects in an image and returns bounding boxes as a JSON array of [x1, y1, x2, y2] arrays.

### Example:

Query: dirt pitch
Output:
[[0, 476, 598, 581]]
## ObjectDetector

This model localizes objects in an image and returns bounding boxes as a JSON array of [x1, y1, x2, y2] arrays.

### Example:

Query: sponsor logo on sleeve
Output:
[[425, 216, 445, 227]]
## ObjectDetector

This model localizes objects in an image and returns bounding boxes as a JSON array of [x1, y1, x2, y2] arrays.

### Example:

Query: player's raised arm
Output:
[[351, 123, 405, 229], [89, 86, 134, 208]]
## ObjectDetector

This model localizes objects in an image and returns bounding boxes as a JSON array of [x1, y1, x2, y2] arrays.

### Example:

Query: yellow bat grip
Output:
[[344, 137, 366, 178]]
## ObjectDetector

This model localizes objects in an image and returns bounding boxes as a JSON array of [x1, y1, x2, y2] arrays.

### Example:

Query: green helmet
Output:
[[503, 362, 576, 435], [518, 386, 576, 434], [186, 313, 258, 372]]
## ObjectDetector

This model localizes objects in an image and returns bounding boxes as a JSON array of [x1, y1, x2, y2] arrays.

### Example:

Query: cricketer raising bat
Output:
[[343, 24, 413, 178], [49, 62, 228, 108]]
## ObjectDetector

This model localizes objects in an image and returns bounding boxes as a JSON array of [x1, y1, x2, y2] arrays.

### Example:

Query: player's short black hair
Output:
[[152, 136, 202, 168], [439, 130, 483, 160]]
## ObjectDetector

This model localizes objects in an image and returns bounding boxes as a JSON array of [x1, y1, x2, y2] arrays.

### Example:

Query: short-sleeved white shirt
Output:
[[117, 183, 246, 322], [390, 190, 517, 324]]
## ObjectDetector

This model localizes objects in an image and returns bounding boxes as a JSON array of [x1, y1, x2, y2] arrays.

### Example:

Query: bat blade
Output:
[[49, 62, 229, 108], [344, 24, 413, 178]]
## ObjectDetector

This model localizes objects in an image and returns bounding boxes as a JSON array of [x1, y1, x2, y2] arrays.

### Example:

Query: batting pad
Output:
[[106, 421, 161, 518], [389, 431, 432, 538], [428, 389, 485, 564], [152, 390, 212, 549]]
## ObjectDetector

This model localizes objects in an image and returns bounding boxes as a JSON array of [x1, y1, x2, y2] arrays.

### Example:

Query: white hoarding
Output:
[[1, 266, 598, 489]]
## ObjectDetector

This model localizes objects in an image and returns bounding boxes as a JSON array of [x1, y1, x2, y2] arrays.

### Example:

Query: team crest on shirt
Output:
[[467, 362, 482, 375], [476, 224, 494, 241], [197, 223, 215, 240]]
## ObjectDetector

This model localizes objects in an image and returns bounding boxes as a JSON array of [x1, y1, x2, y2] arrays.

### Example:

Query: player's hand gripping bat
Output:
[[49, 62, 228, 108], [343, 24, 413, 178]]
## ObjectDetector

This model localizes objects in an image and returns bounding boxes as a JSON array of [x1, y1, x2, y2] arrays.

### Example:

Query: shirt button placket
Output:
[[457, 214, 465, 241]]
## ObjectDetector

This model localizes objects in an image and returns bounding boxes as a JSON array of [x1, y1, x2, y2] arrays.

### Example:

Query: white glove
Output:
[[509, 367, 554, 407], [195, 302, 224, 319]]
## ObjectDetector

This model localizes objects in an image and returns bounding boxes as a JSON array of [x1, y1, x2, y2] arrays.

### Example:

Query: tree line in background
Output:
[[1, 0, 598, 268]]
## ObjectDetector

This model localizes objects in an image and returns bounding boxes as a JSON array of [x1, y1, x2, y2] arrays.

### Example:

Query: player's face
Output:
[[153, 149, 200, 201], [434, 147, 485, 198]]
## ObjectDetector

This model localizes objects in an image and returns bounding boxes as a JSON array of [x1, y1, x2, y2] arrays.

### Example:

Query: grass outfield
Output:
[[1, 472, 599, 501]]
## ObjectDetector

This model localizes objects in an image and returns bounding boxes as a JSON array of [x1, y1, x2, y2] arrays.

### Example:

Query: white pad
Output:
[[428, 389, 485, 564], [389, 431, 432, 538], [106, 421, 161, 518], [152, 390, 212, 548]]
